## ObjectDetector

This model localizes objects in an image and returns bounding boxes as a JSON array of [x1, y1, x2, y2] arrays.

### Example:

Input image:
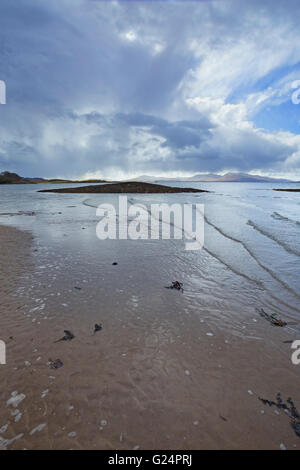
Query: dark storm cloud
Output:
[[0, 0, 300, 178], [115, 112, 213, 148]]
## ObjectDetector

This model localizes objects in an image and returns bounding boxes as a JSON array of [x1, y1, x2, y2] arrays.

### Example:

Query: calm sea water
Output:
[[0, 181, 300, 331]]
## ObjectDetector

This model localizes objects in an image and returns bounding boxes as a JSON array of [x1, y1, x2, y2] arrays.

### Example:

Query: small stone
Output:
[[0, 423, 9, 434], [248, 390, 253, 396], [68, 432, 77, 438], [14, 413, 22, 423], [30, 423, 46, 435], [7, 392, 26, 408], [184, 370, 190, 376], [280, 443, 286, 450]]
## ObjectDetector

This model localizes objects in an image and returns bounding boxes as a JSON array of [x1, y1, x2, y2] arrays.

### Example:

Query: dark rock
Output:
[[94, 324, 102, 334], [48, 358, 63, 369], [54, 330, 75, 343]]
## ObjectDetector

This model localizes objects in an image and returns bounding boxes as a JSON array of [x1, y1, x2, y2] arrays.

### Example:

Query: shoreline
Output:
[[0, 224, 300, 450]]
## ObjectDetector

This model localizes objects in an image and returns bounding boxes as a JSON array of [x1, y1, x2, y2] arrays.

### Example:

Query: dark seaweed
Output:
[[259, 393, 300, 438]]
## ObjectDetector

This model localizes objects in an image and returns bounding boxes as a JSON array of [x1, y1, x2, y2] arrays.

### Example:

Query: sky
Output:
[[0, 0, 300, 180]]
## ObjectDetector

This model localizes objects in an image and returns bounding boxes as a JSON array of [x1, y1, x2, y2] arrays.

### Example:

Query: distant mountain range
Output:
[[0, 170, 297, 185], [130, 172, 295, 183], [0, 171, 106, 184]]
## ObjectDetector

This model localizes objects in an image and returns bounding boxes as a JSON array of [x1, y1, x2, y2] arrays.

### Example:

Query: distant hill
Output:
[[273, 188, 300, 192], [189, 172, 292, 183], [130, 172, 293, 183], [0, 171, 30, 184], [0, 171, 106, 184]]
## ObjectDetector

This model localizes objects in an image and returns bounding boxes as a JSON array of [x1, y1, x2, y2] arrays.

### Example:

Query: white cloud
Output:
[[0, 0, 300, 178]]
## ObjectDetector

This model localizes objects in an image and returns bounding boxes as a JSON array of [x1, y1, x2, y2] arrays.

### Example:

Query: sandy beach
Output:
[[1, 221, 300, 450], [1, 0, 300, 454]]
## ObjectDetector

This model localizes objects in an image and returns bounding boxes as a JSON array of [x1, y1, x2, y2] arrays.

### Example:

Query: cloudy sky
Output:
[[0, 0, 300, 179]]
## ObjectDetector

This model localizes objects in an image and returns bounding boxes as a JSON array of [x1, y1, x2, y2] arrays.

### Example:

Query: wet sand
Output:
[[1, 225, 300, 450]]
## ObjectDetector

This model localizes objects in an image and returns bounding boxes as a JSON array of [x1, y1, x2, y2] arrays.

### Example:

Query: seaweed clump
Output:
[[259, 392, 300, 438]]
